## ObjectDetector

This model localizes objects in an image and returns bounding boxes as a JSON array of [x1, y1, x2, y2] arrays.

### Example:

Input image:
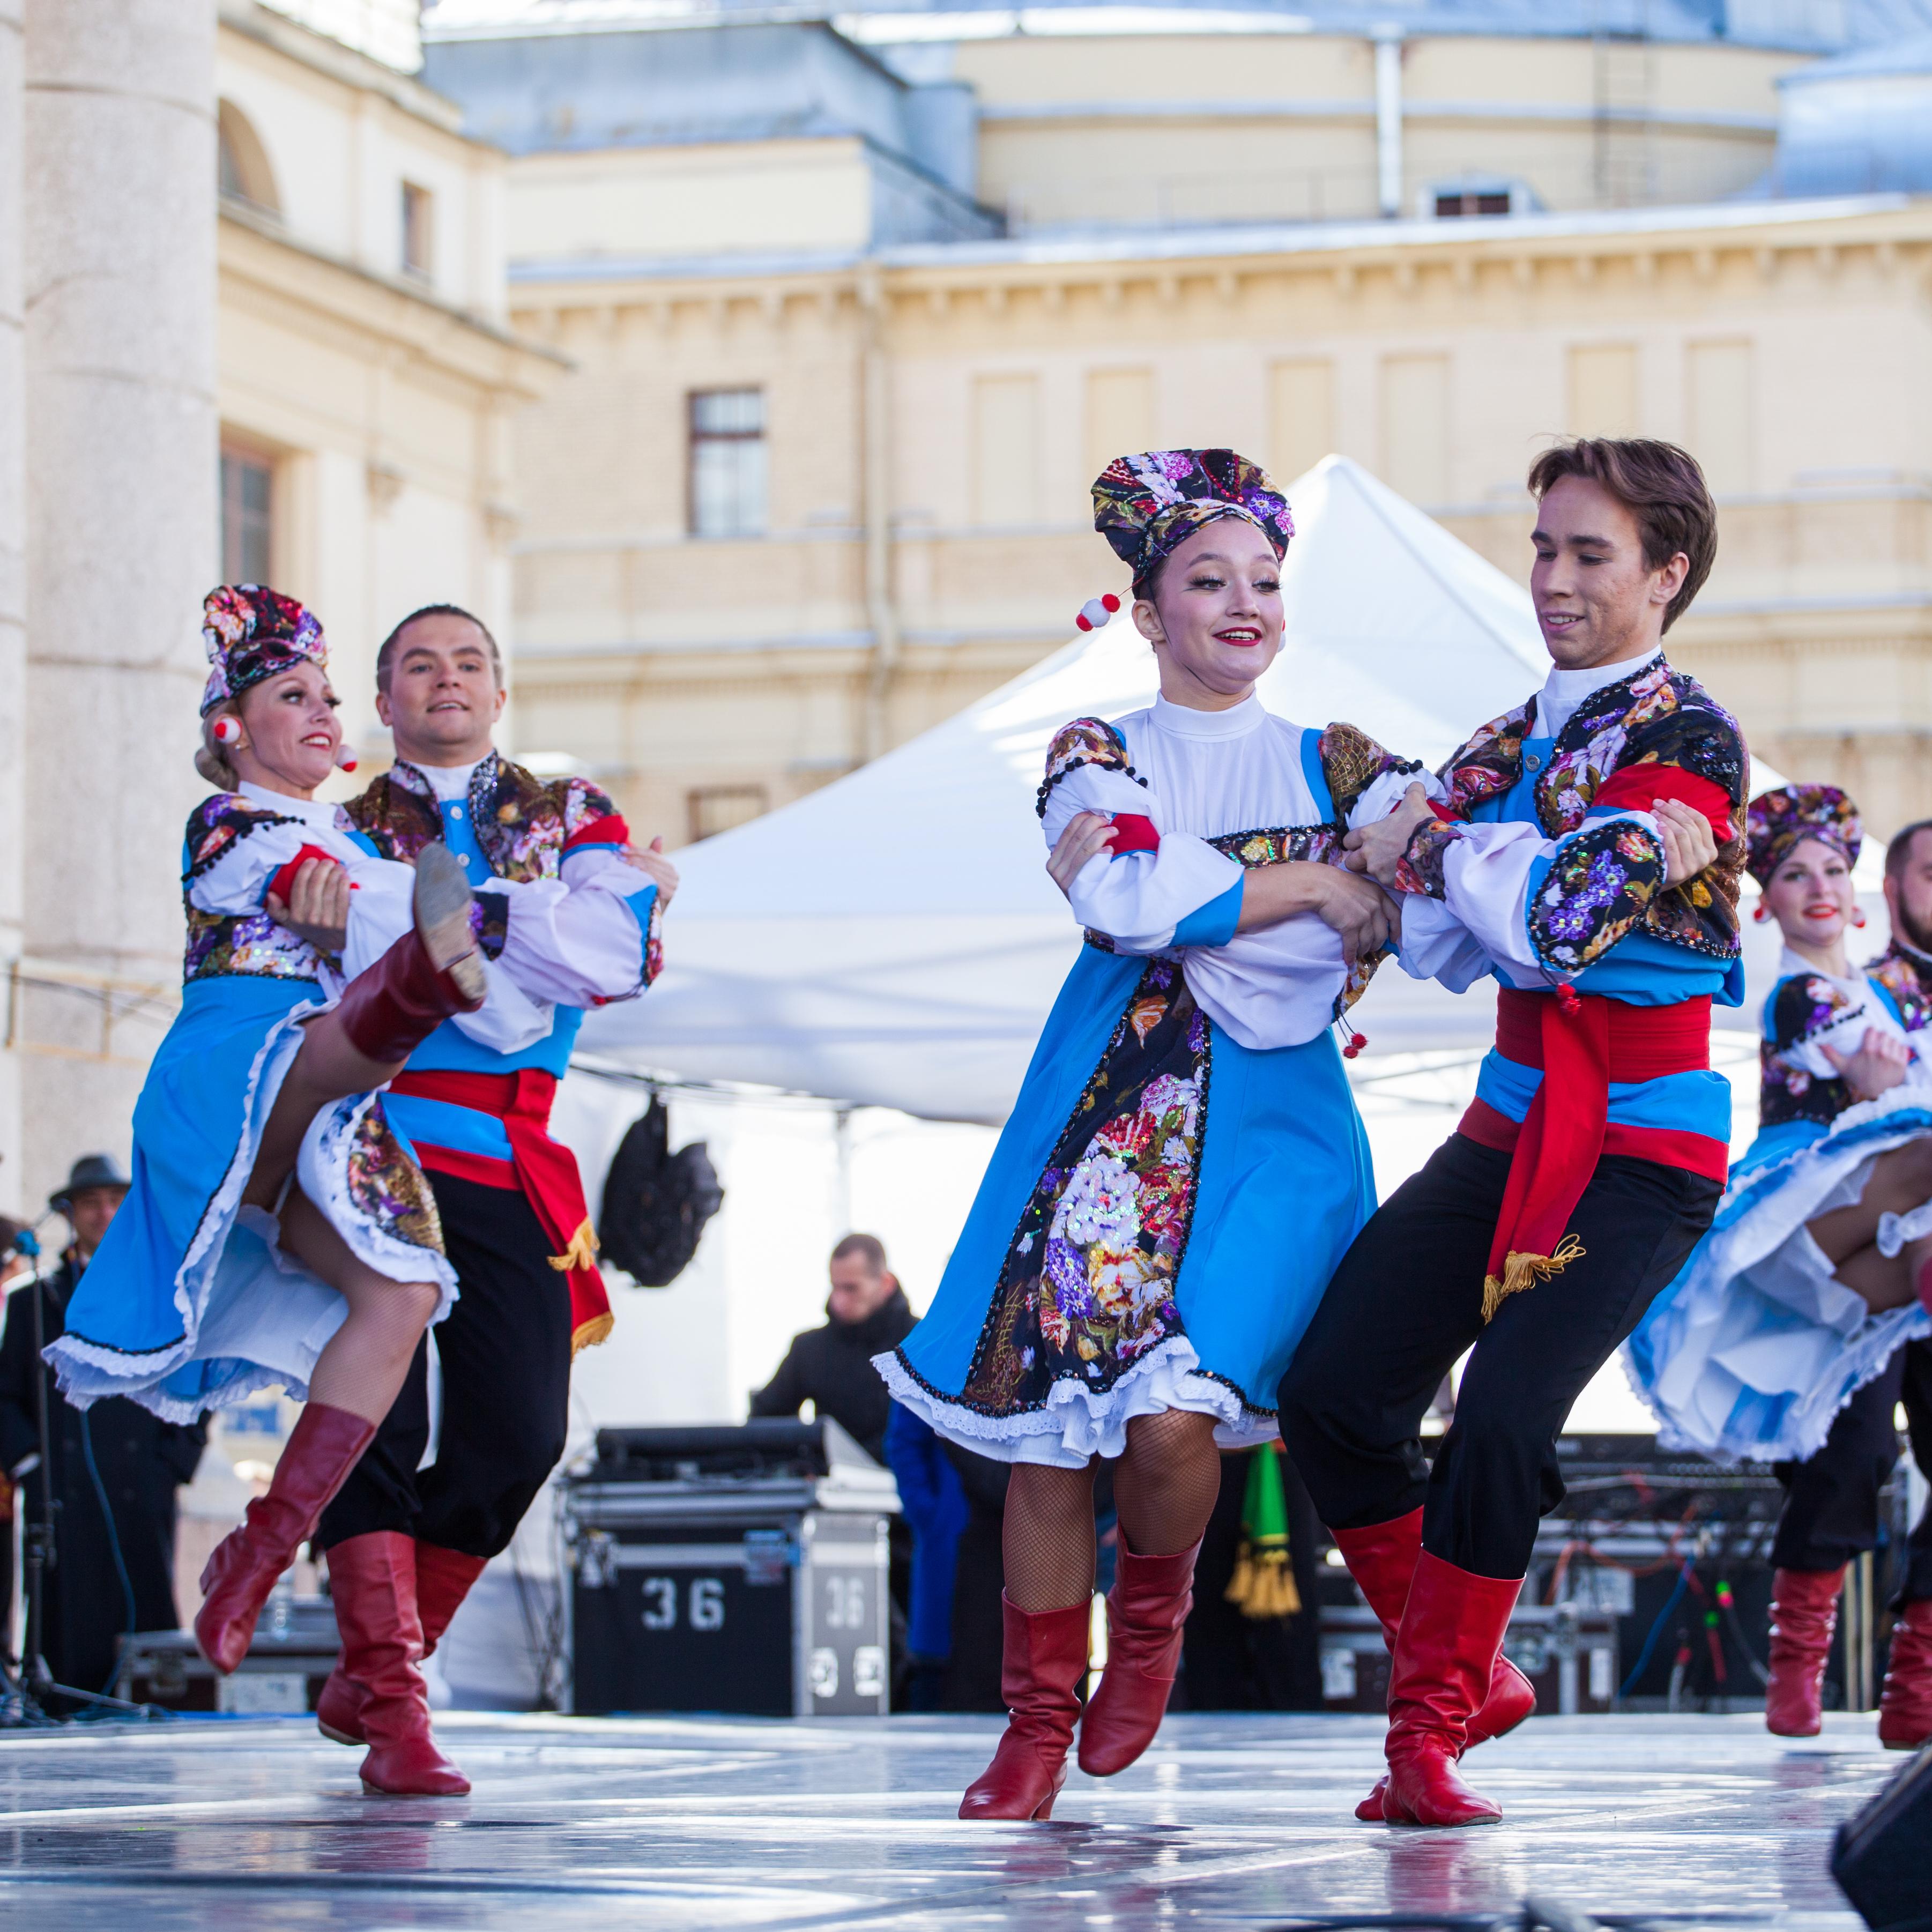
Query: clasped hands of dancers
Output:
[[47, 589, 671, 1794], [879, 435, 1932, 1828]]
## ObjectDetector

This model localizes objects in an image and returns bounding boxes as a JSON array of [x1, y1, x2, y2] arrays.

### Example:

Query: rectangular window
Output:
[[1567, 344, 1640, 441], [1434, 191, 1512, 218], [688, 388, 768, 538], [687, 784, 769, 843], [1270, 359, 1335, 486], [1083, 368, 1153, 491], [401, 181, 434, 280], [970, 373, 1039, 527], [220, 446, 274, 585], [1686, 340, 1754, 495], [1379, 354, 1450, 506]]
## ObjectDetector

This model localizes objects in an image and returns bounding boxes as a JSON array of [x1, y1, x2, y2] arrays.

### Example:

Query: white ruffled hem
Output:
[[874, 1334, 1277, 1469], [46, 995, 456, 1423], [1625, 1090, 1932, 1463]]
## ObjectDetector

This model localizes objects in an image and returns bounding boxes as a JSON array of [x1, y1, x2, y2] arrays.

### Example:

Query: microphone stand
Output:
[[7, 1226, 153, 1722]]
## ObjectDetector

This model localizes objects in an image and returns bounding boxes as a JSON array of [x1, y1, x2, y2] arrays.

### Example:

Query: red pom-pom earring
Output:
[[210, 715, 242, 747], [1075, 593, 1121, 633], [1851, 905, 1867, 928], [1752, 902, 1772, 924], [335, 743, 359, 773]]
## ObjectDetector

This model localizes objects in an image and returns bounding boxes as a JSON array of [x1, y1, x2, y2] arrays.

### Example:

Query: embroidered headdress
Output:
[[1745, 783, 1861, 887], [200, 584, 326, 715], [1092, 449, 1293, 592]]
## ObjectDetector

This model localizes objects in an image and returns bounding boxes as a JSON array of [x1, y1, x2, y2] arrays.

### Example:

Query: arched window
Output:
[[218, 100, 280, 217]]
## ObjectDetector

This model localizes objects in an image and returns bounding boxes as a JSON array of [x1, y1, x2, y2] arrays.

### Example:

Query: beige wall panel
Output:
[[1271, 358, 1335, 484], [1084, 367, 1154, 485], [507, 141, 874, 260], [979, 118, 1381, 228], [1687, 339, 1755, 494], [1379, 353, 1451, 507], [971, 372, 1041, 526], [950, 33, 1373, 108], [1566, 343, 1639, 440]]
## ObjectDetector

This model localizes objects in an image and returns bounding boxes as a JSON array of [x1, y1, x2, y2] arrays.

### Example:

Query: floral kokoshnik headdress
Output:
[[1745, 783, 1861, 888], [1091, 449, 1294, 593], [200, 584, 327, 715]]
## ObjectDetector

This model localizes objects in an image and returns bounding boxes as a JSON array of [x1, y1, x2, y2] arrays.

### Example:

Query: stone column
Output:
[[0, 0, 24, 1216], [21, 0, 216, 1206]]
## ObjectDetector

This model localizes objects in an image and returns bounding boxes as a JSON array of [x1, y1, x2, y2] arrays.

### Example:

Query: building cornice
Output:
[[221, 202, 570, 397], [506, 194, 1932, 329]]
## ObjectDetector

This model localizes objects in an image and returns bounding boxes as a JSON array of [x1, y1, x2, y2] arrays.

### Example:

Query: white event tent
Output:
[[574, 456, 1567, 1124]]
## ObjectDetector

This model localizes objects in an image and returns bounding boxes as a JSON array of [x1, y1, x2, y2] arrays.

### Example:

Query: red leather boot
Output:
[[333, 843, 485, 1064], [960, 1596, 1090, 1820], [1765, 1567, 1845, 1737], [319, 1541, 488, 1748], [326, 1530, 470, 1796], [1382, 1552, 1522, 1828], [1077, 1540, 1198, 1776], [1332, 1510, 1536, 1820], [196, 1403, 376, 1674], [1877, 1596, 1932, 1749]]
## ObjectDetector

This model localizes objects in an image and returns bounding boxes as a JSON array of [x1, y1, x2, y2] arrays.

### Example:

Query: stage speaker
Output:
[[1832, 1745, 1932, 1932]]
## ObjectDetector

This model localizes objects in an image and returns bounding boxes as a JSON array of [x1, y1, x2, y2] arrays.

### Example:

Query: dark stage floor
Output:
[[0, 1710, 1894, 1929]]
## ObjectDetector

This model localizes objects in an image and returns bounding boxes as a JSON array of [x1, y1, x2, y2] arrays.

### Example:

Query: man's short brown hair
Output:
[[1886, 819, 1932, 880], [830, 1232, 887, 1273], [375, 603, 504, 693], [1526, 438, 1718, 633]]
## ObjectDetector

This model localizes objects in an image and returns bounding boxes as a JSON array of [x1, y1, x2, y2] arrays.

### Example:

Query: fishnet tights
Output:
[[1002, 1408, 1223, 1612]]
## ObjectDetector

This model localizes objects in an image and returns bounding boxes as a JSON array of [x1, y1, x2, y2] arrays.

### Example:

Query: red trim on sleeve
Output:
[[563, 814, 631, 851], [266, 844, 341, 906], [1108, 813, 1160, 856], [1591, 767, 1736, 844]]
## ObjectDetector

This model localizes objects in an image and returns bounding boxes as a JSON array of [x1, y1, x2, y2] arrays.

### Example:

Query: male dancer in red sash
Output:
[[1282, 440, 1743, 1826], [308, 605, 673, 1794]]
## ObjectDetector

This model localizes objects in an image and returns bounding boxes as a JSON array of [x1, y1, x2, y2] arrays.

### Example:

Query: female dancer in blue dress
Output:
[[47, 585, 634, 1713], [1625, 784, 1932, 1740], [875, 450, 1455, 1820]]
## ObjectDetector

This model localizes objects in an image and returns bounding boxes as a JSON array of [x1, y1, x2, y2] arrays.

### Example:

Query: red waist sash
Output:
[[1457, 988, 1718, 1322], [390, 1067, 612, 1354]]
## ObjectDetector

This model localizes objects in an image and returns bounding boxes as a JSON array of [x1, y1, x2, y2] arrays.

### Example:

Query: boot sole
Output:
[[318, 1721, 364, 1747], [413, 842, 485, 999]]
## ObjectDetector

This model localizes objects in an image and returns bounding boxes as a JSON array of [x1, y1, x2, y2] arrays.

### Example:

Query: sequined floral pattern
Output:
[[200, 584, 327, 715], [1760, 974, 1862, 1131], [1433, 658, 1747, 963], [1397, 818, 1463, 901], [181, 796, 326, 985], [961, 961, 1210, 1416], [1037, 717, 1145, 819], [1318, 722, 1424, 823], [1207, 825, 1340, 868], [1870, 943, 1932, 1037], [343, 1099, 445, 1255], [1091, 449, 1293, 585], [1529, 821, 1666, 972], [1745, 784, 1862, 888], [351, 754, 624, 886]]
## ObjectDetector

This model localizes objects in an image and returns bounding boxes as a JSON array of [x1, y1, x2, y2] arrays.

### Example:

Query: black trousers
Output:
[[317, 1172, 573, 1561], [1281, 1133, 1722, 1580], [1773, 1337, 1932, 1607]]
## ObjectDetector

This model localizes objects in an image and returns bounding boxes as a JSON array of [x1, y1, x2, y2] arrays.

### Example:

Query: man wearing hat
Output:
[[0, 1157, 206, 1700]]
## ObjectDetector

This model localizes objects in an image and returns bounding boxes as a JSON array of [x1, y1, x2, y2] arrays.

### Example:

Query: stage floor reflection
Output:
[[0, 1710, 1891, 1929]]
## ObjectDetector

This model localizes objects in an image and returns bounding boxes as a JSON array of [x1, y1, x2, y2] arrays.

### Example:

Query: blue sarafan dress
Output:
[[46, 786, 462, 1423], [1625, 947, 1932, 1465], [876, 695, 1428, 1467]]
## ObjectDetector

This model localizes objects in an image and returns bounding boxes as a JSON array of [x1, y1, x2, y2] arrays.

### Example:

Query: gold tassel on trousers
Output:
[[1480, 1231, 1586, 1323]]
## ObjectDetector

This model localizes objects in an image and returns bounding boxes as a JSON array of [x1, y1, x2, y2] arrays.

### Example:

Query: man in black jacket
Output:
[[0, 1157, 206, 1701], [749, 1234, 914, 1463]]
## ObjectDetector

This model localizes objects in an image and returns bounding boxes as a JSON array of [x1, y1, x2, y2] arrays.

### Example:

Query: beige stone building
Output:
[[417, 2, 1932, 850]]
